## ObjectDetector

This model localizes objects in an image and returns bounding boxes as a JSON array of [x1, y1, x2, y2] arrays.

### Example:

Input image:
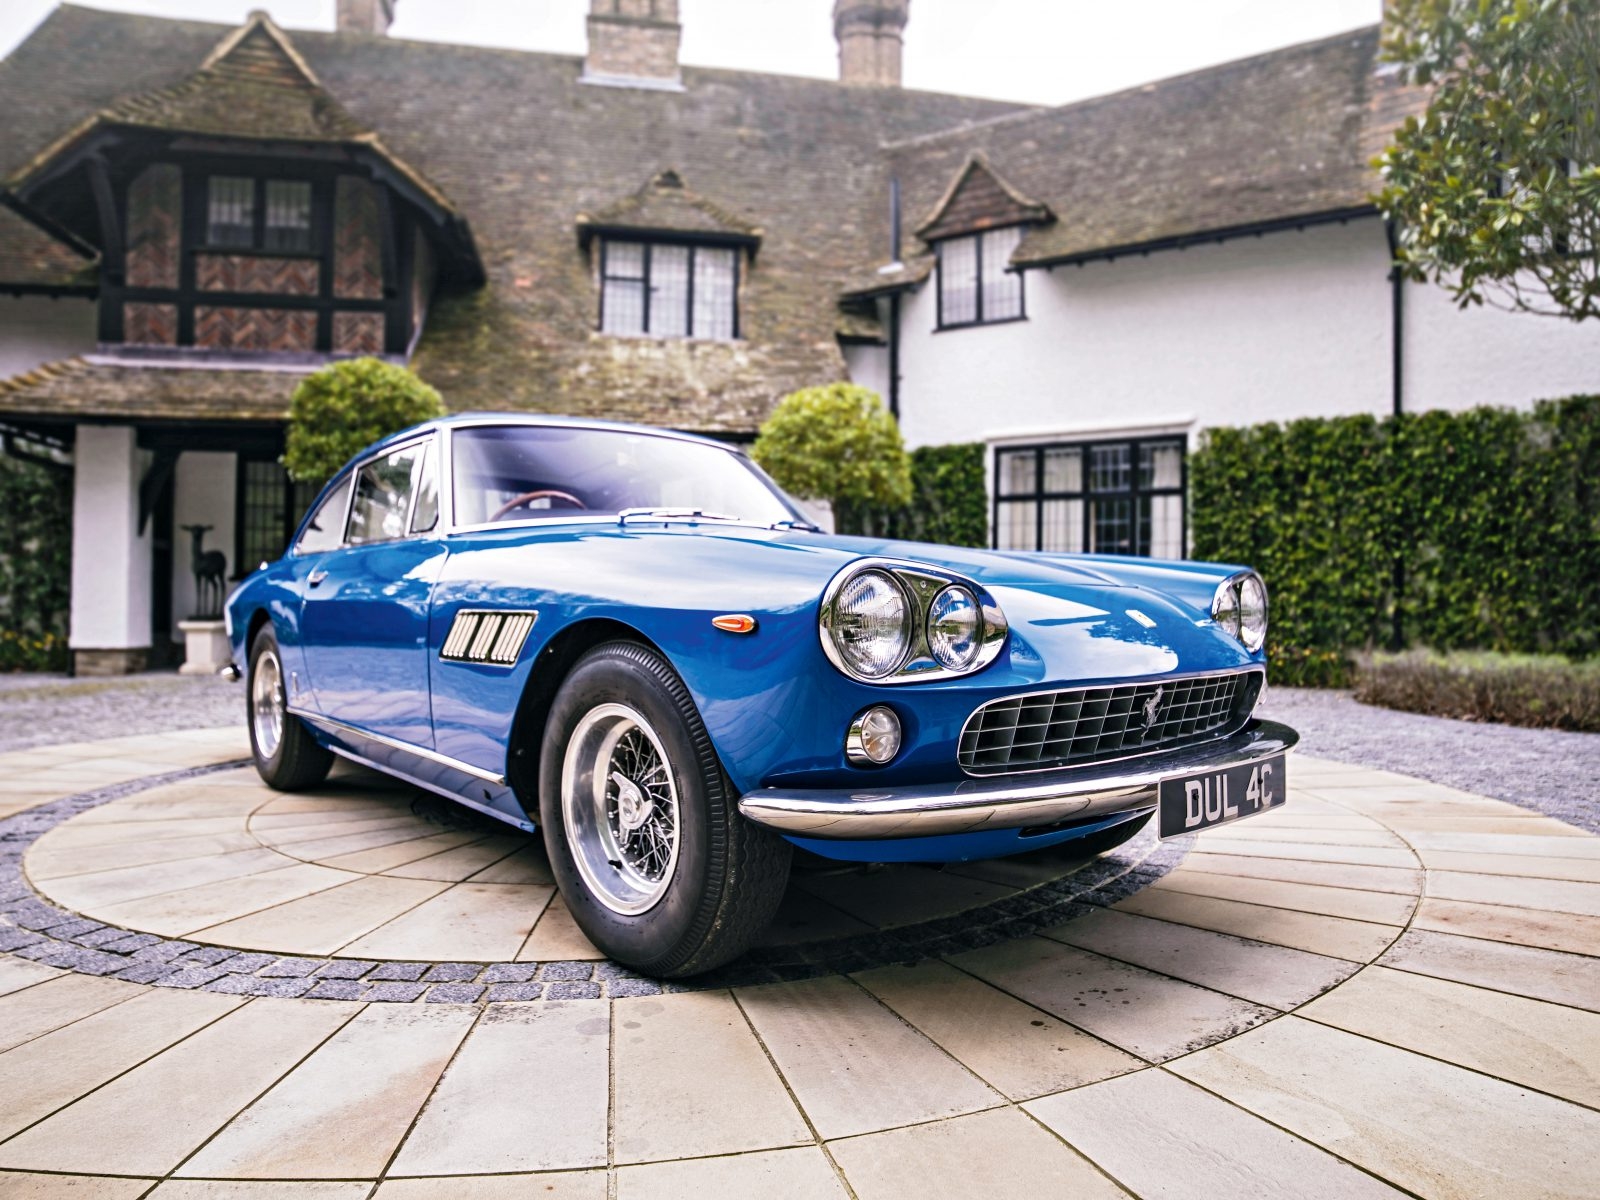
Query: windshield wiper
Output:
[[617, 507, 744, 525], [769, 518, 821, 532]]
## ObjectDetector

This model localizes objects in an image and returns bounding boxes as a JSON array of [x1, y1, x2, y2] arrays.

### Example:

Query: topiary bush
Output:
[[752, 384, 912, 535], [283, 357, 445, 483]]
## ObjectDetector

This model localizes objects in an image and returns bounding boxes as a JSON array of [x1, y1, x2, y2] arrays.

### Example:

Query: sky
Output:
[[0, 0, 1382, 107]]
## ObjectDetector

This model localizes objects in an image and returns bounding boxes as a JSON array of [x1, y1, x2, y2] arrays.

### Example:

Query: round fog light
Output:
[[846, 705, 902, 766]]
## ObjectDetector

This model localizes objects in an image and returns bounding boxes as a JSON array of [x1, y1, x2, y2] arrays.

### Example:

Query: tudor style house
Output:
[[0, 0, 1595, 673]]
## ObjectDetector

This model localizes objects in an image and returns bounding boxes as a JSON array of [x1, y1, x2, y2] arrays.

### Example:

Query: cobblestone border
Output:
[[0, 762, 1192, 1003]]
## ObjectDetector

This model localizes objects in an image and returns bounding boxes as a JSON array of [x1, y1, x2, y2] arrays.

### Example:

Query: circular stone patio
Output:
[[0, 727, 1596, 1197], [10, 757, 1186, 1002]]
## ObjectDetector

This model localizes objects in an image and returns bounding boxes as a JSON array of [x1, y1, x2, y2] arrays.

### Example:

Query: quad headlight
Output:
[[821, 560, 1008, 684], [828, 569, 912, 680], [1211, 571, 1269, 653]]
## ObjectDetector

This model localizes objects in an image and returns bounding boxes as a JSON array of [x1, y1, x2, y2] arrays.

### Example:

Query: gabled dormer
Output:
[[3, 13, 480, 360], [915, 154, 1052, 330], [576, 170, 761, 341]]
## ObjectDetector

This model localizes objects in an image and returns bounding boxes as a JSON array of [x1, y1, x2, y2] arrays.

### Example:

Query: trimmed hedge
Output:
[[0, 453, 72, 672], [1356, 650, 1600, 733], [886, 443, 988, 548], [1192, 396, 1600, 685]]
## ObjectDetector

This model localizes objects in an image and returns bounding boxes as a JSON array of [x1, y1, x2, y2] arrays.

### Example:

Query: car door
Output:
[[297, 434, 447, 748]]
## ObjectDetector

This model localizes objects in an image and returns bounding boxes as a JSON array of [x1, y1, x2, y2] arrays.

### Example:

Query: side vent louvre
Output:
[[440, 610, 538, 666]]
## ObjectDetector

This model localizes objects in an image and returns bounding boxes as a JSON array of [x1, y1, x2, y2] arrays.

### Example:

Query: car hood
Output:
[[651, 524, 1253, 682]]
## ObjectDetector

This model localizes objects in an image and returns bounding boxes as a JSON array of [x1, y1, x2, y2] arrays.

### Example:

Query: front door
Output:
[[298, 435, 445, 748]]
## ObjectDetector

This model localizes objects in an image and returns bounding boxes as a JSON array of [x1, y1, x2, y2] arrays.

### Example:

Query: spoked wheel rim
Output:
[[251, 646, 285, 760], [561, 701, 681, 916]]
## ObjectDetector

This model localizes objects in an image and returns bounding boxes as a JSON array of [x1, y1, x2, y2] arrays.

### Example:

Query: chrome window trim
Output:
[[342, 433, 437, 549], [818, 557, 1009, 686], [955, 665, 1266, 778], [287, 706, 506, 786]]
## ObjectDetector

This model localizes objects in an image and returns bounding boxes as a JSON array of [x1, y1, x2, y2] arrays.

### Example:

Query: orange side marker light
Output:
[[711, 614, 758, 634]]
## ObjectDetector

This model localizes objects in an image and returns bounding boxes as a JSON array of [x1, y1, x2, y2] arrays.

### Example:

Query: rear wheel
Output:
[[247, 626, 333, 791], [539, 641, 791, 977]]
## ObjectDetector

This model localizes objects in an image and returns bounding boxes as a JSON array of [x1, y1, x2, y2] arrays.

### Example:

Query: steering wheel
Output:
[[489, 489, 587, 522]]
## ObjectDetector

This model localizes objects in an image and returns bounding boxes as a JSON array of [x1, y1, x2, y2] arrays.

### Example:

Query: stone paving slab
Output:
[[1170, 1015, 1600, 1200]]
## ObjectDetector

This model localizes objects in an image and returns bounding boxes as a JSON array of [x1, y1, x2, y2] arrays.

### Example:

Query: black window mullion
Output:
[[1032, 447, 1043, 551], [966, 232, 979, 326], [642, 243, 653, 335], [686, 245, 696, 337], [597, 240, 607, 331]]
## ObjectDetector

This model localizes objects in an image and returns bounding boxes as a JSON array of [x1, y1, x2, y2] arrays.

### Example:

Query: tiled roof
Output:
[[887, 26, 1425, 267], [0, 8, 1425, 431], [578, 170, 762, 246], [0, 6, 1025, 431], [914, 154, 1052, 242], [0, 205, 96, 291], [0, 356, 297, 423]]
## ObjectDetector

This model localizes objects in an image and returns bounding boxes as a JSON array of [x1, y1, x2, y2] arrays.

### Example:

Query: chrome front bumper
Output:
[[738, 719, 1299, 840]]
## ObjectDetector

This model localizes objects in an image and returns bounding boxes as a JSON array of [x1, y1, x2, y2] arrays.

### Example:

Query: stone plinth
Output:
[[177, 618, 229, 676]]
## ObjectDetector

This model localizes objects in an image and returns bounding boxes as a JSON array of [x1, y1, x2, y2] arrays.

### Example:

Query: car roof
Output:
[[358, 412, 747, 463]]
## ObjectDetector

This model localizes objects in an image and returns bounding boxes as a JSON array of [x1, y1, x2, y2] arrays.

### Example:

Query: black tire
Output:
[[539, 640, 791, 978], [247, 625, 334, 791]]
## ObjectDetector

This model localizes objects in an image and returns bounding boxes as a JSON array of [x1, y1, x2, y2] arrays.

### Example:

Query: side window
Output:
[[410, 439, 439, 534], [347, 444, 422, 546], [294, 476, 352, 555]]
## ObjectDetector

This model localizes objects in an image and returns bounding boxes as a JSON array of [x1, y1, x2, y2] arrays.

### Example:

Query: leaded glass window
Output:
[[599, 239, 740, 339], [936, 225, 1025, 328], [994, 438, 1186, 558]]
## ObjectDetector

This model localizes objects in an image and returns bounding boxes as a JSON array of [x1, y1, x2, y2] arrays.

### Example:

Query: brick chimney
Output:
[[336, 0, 395, 35], [834, 0, 909, 87], [583, 0, 683, 90]]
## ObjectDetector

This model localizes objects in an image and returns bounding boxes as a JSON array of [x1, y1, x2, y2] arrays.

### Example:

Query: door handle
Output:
[[307, 569, 328, 588]]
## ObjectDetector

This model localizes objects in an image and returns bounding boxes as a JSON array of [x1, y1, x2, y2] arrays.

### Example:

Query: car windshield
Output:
[[451, 424, 802, 527]]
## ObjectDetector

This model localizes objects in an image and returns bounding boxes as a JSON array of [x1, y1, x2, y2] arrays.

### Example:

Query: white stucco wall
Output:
[[0, 295, 96, 378], [842, 330, 891, 409], [69, 425, 151, 652], [892, 219, 1394, 452], [170, 452, 237, 635], [1403, 278, 1600, 412], [878, 217, 1600, 452]]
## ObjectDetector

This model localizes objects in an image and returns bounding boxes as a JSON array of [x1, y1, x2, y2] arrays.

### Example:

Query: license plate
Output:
[[1158, 754, 1286, 839]]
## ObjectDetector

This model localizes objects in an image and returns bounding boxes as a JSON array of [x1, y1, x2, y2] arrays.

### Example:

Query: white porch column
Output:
[[69, 425, 153, 675]]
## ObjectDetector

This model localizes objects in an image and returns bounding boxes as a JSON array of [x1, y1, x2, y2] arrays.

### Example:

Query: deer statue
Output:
[[180, 525, 228, 619]]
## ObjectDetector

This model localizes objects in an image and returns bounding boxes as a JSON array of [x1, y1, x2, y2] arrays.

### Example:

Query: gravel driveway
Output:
[[0, 672, 1592, 831], [1260, 685, 1599, 834], [0, 671, 241, 752]]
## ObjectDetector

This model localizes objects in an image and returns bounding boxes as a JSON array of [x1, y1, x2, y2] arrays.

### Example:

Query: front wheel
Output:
[[247, 626, 333, 791], [539, 641, 791, 977]]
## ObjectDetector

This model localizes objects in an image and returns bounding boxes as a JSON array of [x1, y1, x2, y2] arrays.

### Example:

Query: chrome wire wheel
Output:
[[251, 645, 285, 760], [561, 701, 681, 916]]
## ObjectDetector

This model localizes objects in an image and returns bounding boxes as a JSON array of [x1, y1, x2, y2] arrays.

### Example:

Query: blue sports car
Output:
[[226, 414, 1297, 976]]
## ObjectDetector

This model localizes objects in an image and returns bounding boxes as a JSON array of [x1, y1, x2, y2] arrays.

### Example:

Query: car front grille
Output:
[[957, 670, 1262, 775]]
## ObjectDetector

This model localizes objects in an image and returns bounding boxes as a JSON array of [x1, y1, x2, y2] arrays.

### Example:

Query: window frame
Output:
[[597, 235, 742, 341], [201, 174, 320, 258], [235, 452, 323, 577], [935, 225, 1028, 331], [991, 436, 1188, 558]]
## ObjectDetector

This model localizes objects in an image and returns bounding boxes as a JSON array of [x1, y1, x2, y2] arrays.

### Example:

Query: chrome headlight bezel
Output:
[[820, 558, 1009, 684], [1211, 570, 1268, 653]]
